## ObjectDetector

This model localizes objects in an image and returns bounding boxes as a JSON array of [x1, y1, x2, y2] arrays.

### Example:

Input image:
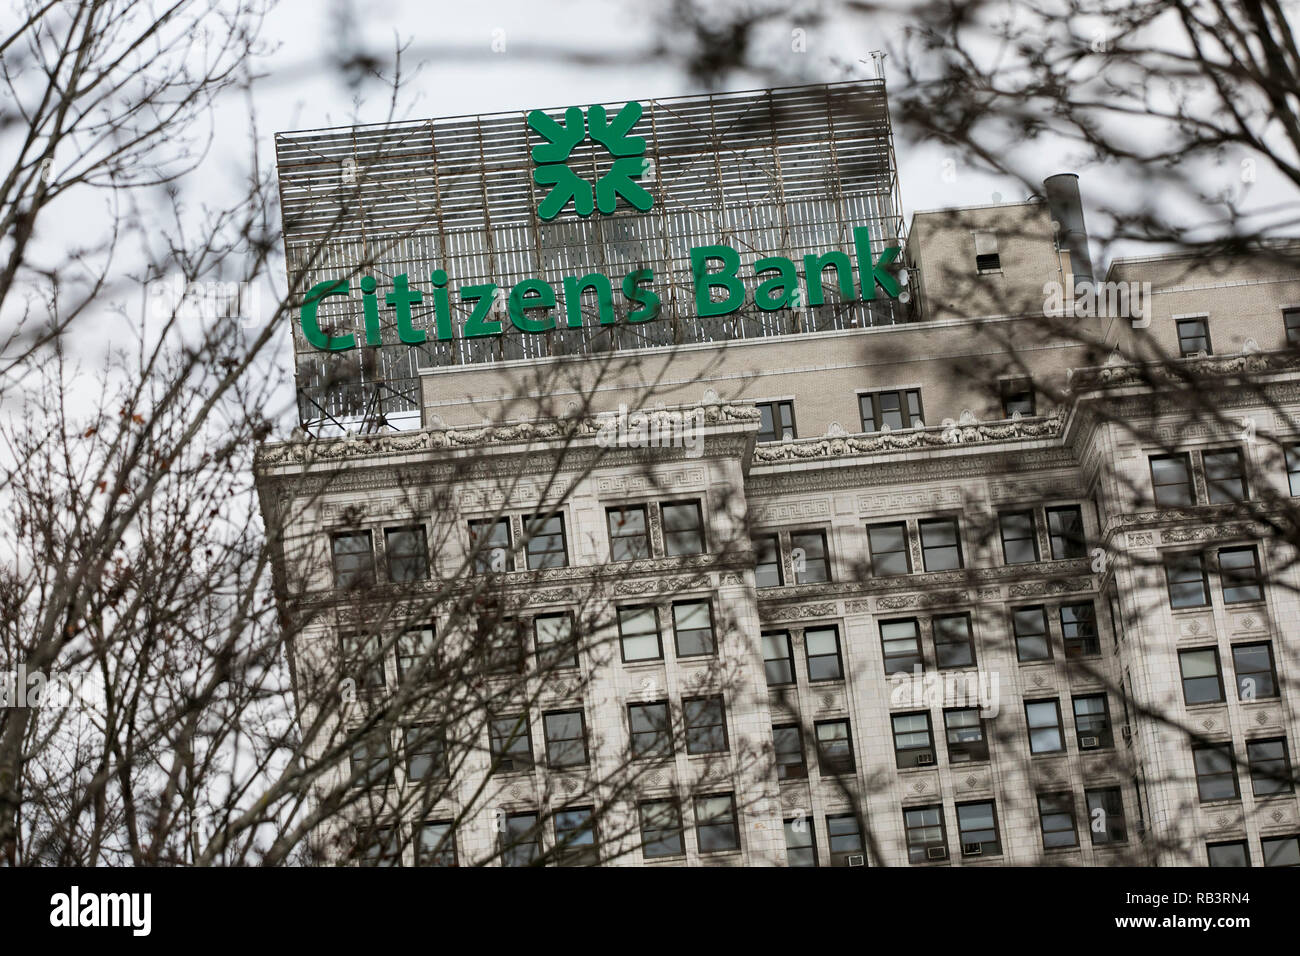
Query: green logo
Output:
[[528, 102, 654, 221]]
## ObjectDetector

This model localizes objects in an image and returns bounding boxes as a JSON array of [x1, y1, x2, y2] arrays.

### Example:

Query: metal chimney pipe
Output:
[[1043, 173, 1094, 289]]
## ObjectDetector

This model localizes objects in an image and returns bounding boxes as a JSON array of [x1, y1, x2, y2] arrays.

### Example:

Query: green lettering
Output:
[[460, 284, 501, 338], [359, 275, 382, 346], [509, 278, 557, 333], [300, 278, 354, 351], [430, 270, 454, 341], [385, 273, 425, 344], [690, 244, 745, 317], [803, 251, 854, 306], [855, 226, 901, 300], [563, 273, 615, 327], [755, 256, 799, 311], [623, 268, 660, 322]]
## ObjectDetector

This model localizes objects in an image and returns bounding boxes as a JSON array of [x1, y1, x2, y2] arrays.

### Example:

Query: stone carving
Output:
[[761, 603, 838, 622]]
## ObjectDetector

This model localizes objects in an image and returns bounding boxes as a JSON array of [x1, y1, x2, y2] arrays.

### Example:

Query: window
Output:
[[1193, 743, 1240, 802], [1288, 445, 1300, 496], [1286, 308, 1300, 345], [957, 801, 1001, 857], [348, 735, 394, 789], [1046, 506, 1086, 559], [607, 505, 650, 561], [1000, 378, 1035, 417], [384, 525, 428, 582], [395, 626, 436, 686], [976, 253, 1001, 272], [358, 825, 402, 867], [815, 719, 855, 774], [683, 696, 728, 755], [867, 522, 911, 576], [1025, 699, 1065, 754], [501, 812, 543, 866], [762, 631, 795, 686], [694, 794, 740, 853], [999, 511, 1039, 564], [891, 712, 935, 769], [1262, 835, 1300, 867], [756, 400, 797, 443], [805, 626, 844, 681], [416, 821, 457, 867], [662, 501, 705, 556], [1203, 449, 1248, 503], [1207, 840, 1251, 867], [628, 701, 673, 759], [790, 529, 831, 584], [341, 631, 385, 694], [1149, 453, 1195, 507], [881, 618, 923, 675], [1219, 545, 1263, 603], [827, 814, 865, 867], [534, 612, 578, 670], [1012, 606, 1051, 662], [860, 388, 924, 433], [1060, 602, 1099, 658], [554, 807, 598, 866], [903, 805, 947, 863], [639, 800, 684, 859], [1246, 738, 1293, 797], [543, 710, 588, 769], [525, 513, 568, 570], [1177, 316, 1212, 355], [1178, 648, 1225, 704], [933, 613, 975, 669], [618, 606, 661, 662], [773, 724, 807, 780], [918, 518, 963, 571], [1165, 551, 1210, 608], [754, 534, 783, 588], [468, 517, 513, 573], [332, 531, 375, 588], [478, 616, 526, 674], [974, 231, 1000, 274], [488, 714, 534, 773], [1086, 788, 1128, 845], [944, 707, 989, 763], [1232, 642, 1279, 700], [403, 724, 446, 782], [672, 600, 716, 657], [1072, 695, 1113, 749], [1037, 793, 1078, 849], [783, 818, 817, 866]]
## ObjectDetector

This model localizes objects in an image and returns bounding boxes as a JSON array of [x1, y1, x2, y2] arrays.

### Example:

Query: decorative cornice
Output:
[[1068, 350, 1300, 392]]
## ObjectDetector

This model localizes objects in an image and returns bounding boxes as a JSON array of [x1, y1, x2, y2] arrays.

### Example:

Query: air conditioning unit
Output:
[[927, 845, 948, 860], [846, 854, 866, 867], [1080, 736, 1100, 750], [962, 842, 983, 856], [1121, 724, 1133, 743], [916, 752, 936, 766]]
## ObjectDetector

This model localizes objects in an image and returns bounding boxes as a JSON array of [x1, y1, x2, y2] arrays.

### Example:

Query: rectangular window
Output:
[[860, 389, 924, 433], [348, 735, 394, 789], [815, 719, 856, 775], [827, 814, 866, 867], [1072, 694, 1113, 749], [694, 794, 740, 853], [1193, 743, 1240, 802], [790, 529, 831, 584], [1176, 316, 1211, 356], [1178, 648, 1225, 704], [525, 513, 568, 570], [661, 501, 705, 556], [891, 711, 936, 769], [1046, 505, 1086, 559], [762, 631, 795, 686], [501, 812, 543, 867], [1219, 545, 1263, 603], [607, 505, 650, 561], [639, 800, 684, 859], [468, 517, 513, 573], [384, 525, 428, 582], [478, 616, 526, 674], [617, 606, 662, 662], [403, 724, 446, 782], [554, 807, 598, 866], [1262, 835, 1300, 867], [543, 709, 589, 769], [918, 517, 963, 571], [534, 612, 578, 671], [754, 534, 783, 588], [629, 701, 673, 759], [488, 714, 534, 773], [1150, 454, 1195, 507], [1037, 793, 1078, 849], [1232, 642, 1279, 700], [1288, 445, 1300, 496], [395, 626, 436, 686], [867, 522, 911, 576], [332, 531, 375, 588], [903, 805, 947, 863], [933, 613, 976, 669], [944, 707, 989, 763], [1247, 738, 1294, 797], [672, 600, 716, 657], [1086, 788, 1128, 845], [1286, 308, 1300, 345], [1203, 449, 1248, 503], [1000, 378, 1035, 417], [999, 510, 1039, 564], [683, 696, 728, 755], [773, 724, 807, 780], [881, 618, 923, 675], [1207, 840, 1251, 867], [1012, 606, 1052, 662], [1060, 602, 1099, 658], [1165, 551, 1210, 608], [416, 821, 457, 867], [756, 400, 797, 443], [805, 625, 845, 682], [359, 825, 402, 867], [784, 818, 817, 866], [957, 801, 1001, 857], [1025, 699, 1065, 754], [341, 631, 386, 694]]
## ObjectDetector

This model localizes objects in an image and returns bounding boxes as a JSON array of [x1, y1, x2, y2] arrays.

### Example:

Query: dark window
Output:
[[756, 400, 797, 443], [332, 531, 375, 588], [1165, 551, 1210, 608], [1232, 642, 1279, 700], [478, 616, 526, 674], [1176, 316, 1211, 356], [348, 735, 394, 789], [1262, 835, 1300, 867], [790, 529, 831, 584], [501, 812, 543, 866], [629, 701, 673, 759], [881, 618, 923, 675], [860, 388, 924, 433], [903, 805, 947, 863], [416, 821, 457, 867], [827, 814, 866, 867], [1072, 694, 1113, 749], [1012, 605, 1052, 662], [554, 807, 598, 866], [694, 794, 740, 853], [933, 613, 976, 669], [543, 709, 589, 769], [1178, 648, 1225, 704], [891, 711, 936, 769], [1000, 378, 1035, 417], [1046, 506, 1086, 559], [1025, 699, 1065, 754], [639, 800, 684, 859], [773, 724, 807, 780], [762, 631, 795, 686], [683, 696, 728, 755], [534, 612, 578, 671], [662, 501, 705, 556], [944, 707, 989, 763], [1037, 793, 1078, 849], [783, 817, 817, 866], [1085, 787, 1128, 845], [358, 825, 402, 867], [607, 505, 650, 561], [1247, 738, 1294, 797], [395, 626, 436, 686], [468, 517, 513, 573], [976, 252, 1001, 273], [488, 714, 534, 773], [1204, 449, 1248, 503], [805, 625, 845, 682], [1193, 743, 1240, 802], [754, 534, 783, 588], [1286, 308, 1300, 346], [617, 606, 661, 662], [1150, 454, 1195, 507], [999, 511, 1039, 564], [525, 513, 568, 570], [1219, 546, 1263, 603], [1060, 602, 1099, 658], [815, 719, 856, 774], [1288, 445, 1300, 496], [404, 724, 446, 782], [672, 600, 716, 657], [385, 525, 428, 582], [1207, 840, 1251, 867], [341, 631, 386, 694], [918, 518, 963, 571], [867, 522, 911, 576], [957, 801, 1001, 856]]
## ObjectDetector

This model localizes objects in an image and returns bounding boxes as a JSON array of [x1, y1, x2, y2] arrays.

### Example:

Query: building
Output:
[[254, 80, 1300, 866]]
